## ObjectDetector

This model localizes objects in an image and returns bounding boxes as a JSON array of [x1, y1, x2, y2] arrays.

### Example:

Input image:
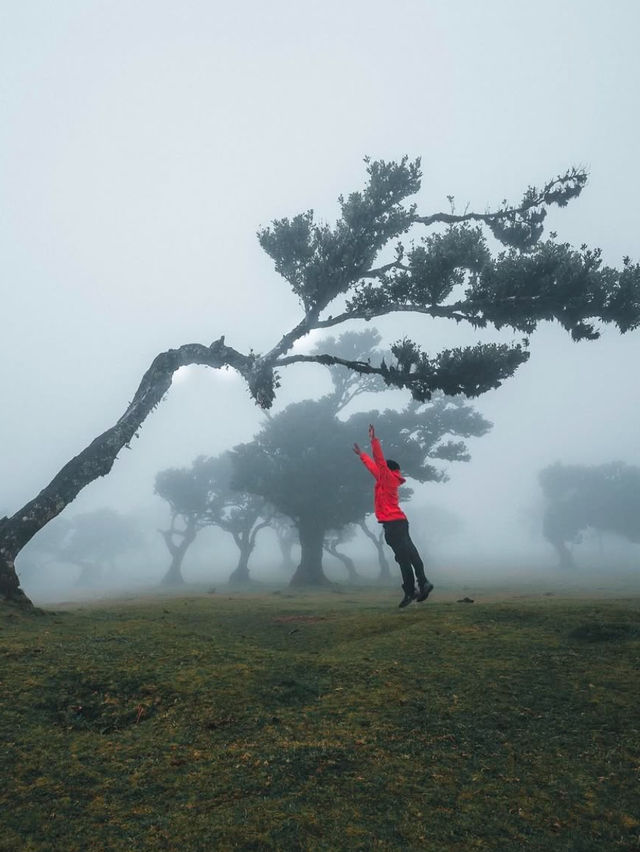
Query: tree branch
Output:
[[306, 302, 477, 331], [1, 338, 250, 562], [362, 261, 407, 279], [413, 169, 588, 228], [249, 519, 272, 549]]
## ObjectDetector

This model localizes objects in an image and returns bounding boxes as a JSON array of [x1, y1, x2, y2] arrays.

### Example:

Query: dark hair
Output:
[[386, 459, 400, 471]]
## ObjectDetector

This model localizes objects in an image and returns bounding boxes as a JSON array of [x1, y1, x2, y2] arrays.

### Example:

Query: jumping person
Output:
[[353, 424, 434, 608]]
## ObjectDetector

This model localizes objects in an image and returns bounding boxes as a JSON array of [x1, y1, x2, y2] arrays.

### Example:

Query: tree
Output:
[[154, 457, 220, 585], [232, 399, 364, 585], [155, 453, 272, 586], [357, 519, 391, 581], [539, 462, 640, 568], [18, 509, 141, 587], [324, 525, 360, 582], [314, 328, 491, 577], [271, 514, 299, 575], [231, 385, 490, 585], [3, 157, 640, 606], [202, 453, 273, 585]]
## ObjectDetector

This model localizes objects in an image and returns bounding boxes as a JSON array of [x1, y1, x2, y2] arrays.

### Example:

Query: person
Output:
[[353, 424, 434, 608]]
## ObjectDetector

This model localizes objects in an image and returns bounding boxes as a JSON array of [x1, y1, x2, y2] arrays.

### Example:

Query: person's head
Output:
[[386, 459, 400, 471]]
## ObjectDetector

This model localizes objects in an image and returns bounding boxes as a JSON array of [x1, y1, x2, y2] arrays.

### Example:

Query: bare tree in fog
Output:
[[19, 509, 141, 587], [539, 462, 640, 569], [4, 157, 640, 606]]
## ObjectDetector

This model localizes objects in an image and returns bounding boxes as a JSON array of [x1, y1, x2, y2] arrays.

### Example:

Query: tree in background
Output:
[[270, 515, 299, 575], [154, 457, 220, 585], [357, 519, 391, 581], [4, 157, 640, 606], [16, 516, 73, 584], [232, 399, 365, 585], [539, 462, 640, 568], [232, 387, 490, 585], [202, 454, 272, 585], [17, 509, 141, 587], [324, 525, 360, 582], [317, 329, 491, 579], [155, 454, 272, 586]]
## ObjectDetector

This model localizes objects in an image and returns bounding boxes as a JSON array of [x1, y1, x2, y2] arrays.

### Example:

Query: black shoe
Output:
[[416, 582, 434, 602], [398, 591, 416, 608]]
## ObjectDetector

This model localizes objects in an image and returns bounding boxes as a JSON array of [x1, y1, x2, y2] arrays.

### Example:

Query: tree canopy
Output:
[[539, 461, 640, 568]]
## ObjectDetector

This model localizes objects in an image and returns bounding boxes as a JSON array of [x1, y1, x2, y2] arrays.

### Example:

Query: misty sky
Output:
[[2, 1, 639, 573]]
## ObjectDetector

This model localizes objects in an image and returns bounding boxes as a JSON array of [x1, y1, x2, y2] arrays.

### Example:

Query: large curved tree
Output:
[[3, 157, 640, 606]]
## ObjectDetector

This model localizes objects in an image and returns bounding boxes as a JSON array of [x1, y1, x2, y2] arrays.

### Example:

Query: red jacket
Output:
[[359, 437, 407, 522]]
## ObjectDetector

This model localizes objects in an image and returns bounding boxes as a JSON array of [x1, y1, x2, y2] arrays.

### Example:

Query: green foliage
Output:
[[469, 242, 639, 340], [310, 328, 388, 409], [349, 396, 491, 484], [232, 330, 491, 536], [154, 457, 221, 525], [258, 159, 636, 406], [258, 157, 421, 312], [232, 399, 364, 530], [380, 338, 530, 401], [348, 224, 490, 312], [2, 593, 640, 850]]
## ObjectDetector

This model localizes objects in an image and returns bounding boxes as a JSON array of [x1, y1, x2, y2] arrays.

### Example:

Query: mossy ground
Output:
[[1, 588, 639, 850]]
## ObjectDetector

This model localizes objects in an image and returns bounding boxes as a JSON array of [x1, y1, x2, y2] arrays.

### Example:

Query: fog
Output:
[[2, 1, 640, 602]]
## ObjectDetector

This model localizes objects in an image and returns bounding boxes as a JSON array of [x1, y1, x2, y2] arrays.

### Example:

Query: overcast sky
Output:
[[2, 1, 639, 577]]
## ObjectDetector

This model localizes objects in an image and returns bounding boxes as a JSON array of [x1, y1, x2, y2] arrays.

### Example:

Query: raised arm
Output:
[[353, 440, 379, 479], [369, 423, 386, 469]]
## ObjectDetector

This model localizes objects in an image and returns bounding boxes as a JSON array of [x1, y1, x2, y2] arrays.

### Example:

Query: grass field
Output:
[[1, 587, 639, 850]]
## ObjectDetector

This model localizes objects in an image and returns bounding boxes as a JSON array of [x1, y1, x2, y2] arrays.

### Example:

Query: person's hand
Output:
[[353, 443, 362, 456], [368, 424, 375, 440]]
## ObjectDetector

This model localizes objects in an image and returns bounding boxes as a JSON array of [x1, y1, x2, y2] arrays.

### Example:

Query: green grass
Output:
[[1, 589, 639, 850]]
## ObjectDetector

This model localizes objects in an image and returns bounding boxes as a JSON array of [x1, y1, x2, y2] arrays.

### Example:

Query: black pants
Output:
[[382, 519, 428, 596]]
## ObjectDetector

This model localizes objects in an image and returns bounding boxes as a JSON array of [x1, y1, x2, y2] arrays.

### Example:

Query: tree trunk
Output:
[[228, 544, 252, 585], [279, 540, 296, 574], [160, 517, 197, 586], [0, 339, 251, 607], [0, 542, 33, 608], [376, 529, 391, 581], [552, 538, 577, 570], [275, 524, 298, 573], [162, 551, 187, 586], [325, 542, 359, 582], [359, 521, 391, 581], [289, 519, 331, 587]]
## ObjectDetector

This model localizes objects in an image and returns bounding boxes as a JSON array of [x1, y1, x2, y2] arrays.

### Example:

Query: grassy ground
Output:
[[1, 587, 639, 851]]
